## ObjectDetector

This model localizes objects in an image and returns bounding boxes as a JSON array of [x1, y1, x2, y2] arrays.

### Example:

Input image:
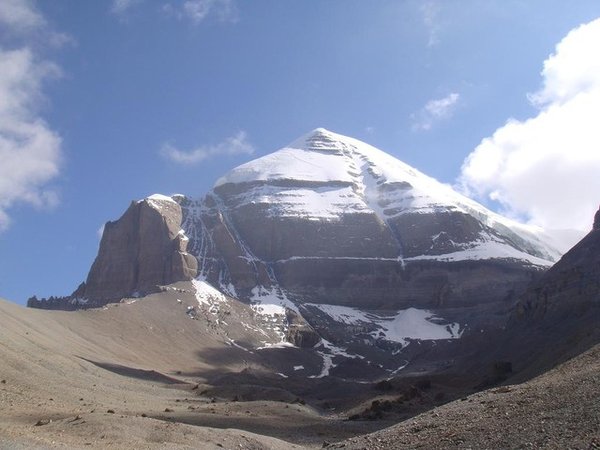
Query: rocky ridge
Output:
[[29, 195, 198, 309], [491, 206, 600, 379], [514, 209, 600, 323]]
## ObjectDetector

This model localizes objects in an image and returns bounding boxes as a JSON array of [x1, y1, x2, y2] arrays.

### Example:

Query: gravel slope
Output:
[[0, 293, 308, 449], [331, 342, 600, 449], [3, 289, 599, 450]]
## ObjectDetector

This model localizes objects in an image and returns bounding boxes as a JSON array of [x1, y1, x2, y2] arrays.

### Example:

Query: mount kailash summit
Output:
[[29, 128, 576, 380]]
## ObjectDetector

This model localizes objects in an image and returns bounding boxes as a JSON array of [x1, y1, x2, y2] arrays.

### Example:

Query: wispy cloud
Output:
[[0, 0, 63, 232], [111, 0, 143, 16], [460, 18, 600, 232], [0, 0, 72, 48], [162, 0, 239, 24], [420, 1, 441, 47], [0, 0, 44, 31], [411, 92, 460, 131], [160, 131, 254, 164]]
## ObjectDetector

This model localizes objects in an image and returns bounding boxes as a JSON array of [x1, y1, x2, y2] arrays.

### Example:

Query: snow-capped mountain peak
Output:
[[30, 128, 582, 379], [213, 128, 561, 265]]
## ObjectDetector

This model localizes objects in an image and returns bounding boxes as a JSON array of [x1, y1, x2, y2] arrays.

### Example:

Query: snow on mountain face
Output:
[[305, 303, 462, 347], [214, 128, 560, 265], [156, 128, 571, 350], [50, 127, 564, 318], [28, 128, 581, 380]]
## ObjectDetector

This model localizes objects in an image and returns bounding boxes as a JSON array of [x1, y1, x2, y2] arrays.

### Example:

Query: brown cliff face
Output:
[[82, 196, 197, 302], [513, 210, 600, 324], [211, 180, 543, 310], [196, 195, 273, 292], [485, 207, 600, 381]]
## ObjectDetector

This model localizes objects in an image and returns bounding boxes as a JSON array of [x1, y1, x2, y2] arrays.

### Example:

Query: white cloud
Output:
[[183, 0, 212, 22], [425, 93, 460, 118], [163, 0, 239, 24], [0, 0, 73, 48], [411, 92, 460, 131], [0, 0, 45, 32], [528, 19, 600, 108], [460, 18, 600, 232], [111, 0, 143, 16], [0, 2, 63, 232], [161, 131, 254, 164], [420, 1, 441, 47]]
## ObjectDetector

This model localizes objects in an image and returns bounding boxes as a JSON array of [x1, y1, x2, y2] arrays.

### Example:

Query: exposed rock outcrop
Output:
[[285, 310, 321, 348], [83, 195, 198, 303], [495, 207, 600, 379], [513, 214, 600, 323], [31, 195, 199, 308]]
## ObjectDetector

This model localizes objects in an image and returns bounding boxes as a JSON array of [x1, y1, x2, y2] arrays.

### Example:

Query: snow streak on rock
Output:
[[307, 303, 462, 347]]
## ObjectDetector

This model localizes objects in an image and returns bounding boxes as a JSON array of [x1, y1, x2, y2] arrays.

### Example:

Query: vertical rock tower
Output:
[[82, 195, 197, 302]]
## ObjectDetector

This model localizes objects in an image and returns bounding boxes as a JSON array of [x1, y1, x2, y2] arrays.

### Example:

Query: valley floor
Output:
[[0, 294, 388, 449], [1, 294, 599, 449]]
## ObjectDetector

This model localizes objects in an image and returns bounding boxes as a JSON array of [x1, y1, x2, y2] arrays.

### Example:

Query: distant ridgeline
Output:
[[27, 283, 88, 310], [27, 296, 78, 310]]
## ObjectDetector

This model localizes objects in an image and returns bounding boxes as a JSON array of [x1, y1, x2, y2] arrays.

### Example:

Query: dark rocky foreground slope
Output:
[[514, 206, 600, 323], [331, 342, 600, 450], [499, 205, 600, 378]]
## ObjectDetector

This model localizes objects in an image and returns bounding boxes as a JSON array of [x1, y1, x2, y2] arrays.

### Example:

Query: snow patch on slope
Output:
[[404, 239, 554, 267], [307, 303, 462, 347], [222, 184, 370, 220], [147, 193, 176, 203], [372, 308, 462, 346], [141, 193, 177, 211], [250, 285, 298, 348], [193, 279, 227, 304], [250, 285, 298, 316], [215, 147, 355, 186], [192, 278, 229, 319], [309, 339, 362, 378]]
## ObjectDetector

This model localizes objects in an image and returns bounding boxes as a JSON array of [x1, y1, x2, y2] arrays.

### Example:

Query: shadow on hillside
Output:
[[78, 357, 191, 386]]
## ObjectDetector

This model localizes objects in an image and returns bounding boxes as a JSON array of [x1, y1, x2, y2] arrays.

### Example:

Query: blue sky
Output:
[[1, 0, 600, 304]]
